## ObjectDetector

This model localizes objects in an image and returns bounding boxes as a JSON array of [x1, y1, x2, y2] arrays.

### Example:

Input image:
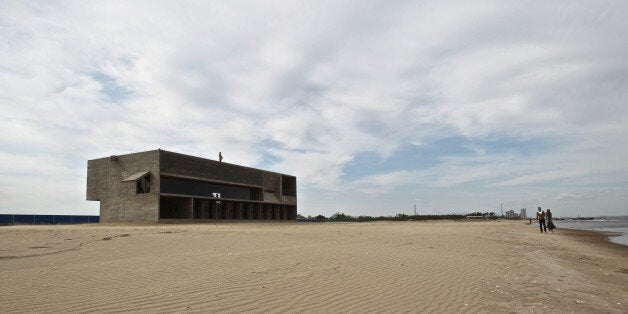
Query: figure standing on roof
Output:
[[219, 152, 223, 162]]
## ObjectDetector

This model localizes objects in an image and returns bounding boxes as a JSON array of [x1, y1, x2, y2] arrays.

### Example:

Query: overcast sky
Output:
[[1, 1, 627, 218]]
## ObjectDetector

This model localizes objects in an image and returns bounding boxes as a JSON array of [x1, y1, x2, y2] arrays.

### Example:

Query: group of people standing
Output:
[[536, 207, 556, 233]]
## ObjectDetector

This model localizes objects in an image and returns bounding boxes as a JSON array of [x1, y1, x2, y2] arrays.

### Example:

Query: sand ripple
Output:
[[0, 222, 626, 313]]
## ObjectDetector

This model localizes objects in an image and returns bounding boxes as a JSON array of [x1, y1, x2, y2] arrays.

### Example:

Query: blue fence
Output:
[[297, 218, 328, 223], [0, 214, 99, 225]]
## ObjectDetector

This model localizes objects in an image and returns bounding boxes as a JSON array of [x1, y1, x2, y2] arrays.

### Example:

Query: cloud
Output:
[[1, 1, 627, 216]]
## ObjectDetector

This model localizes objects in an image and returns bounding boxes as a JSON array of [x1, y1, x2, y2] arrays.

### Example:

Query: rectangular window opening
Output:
[[137, 176, 151, 194]]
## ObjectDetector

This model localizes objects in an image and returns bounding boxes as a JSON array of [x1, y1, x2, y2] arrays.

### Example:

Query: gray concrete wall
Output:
[[263, 172, 281, 202], [161, 150, 298, 216], [282, 196, 297, 206], [263, 173, 297, 206], [87, 149, 297, 222], [87, 150, 160, 222], [160, 150, 263, 187]]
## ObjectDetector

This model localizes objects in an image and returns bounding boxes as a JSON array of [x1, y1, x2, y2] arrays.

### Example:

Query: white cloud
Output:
[[1, 1, 627, 216]]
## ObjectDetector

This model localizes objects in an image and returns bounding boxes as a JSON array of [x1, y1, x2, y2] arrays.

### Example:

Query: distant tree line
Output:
[[466, 211, 499, 219], [303, 212, 478, 222], [300, 211, 499, 222]]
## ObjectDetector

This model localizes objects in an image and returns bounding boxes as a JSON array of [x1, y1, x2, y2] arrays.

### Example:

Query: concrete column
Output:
[[211, 201, 216, 219], [219, 201, 224, 219], [274, 205, 280, 220], [265, 204, 271, 220], [225, 202, 233, 219], [189, 198, 194, 219], [289, 206, 297, 220], [282, 206, 288, 220], [256, 204, 262, 220], [235, 202, 242, 220]]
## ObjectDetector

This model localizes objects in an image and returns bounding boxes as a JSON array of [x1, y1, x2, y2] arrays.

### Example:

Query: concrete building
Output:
[[520, 208, 527, 219], [504, 210, 519, 219], [87, 150, 297, 223]]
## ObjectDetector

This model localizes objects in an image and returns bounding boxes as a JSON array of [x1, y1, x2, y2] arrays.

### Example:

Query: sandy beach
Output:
[[0, 220, 626, 313]]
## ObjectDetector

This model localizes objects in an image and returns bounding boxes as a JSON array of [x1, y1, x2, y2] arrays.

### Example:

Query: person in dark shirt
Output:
[[546, 209, 556, 233]]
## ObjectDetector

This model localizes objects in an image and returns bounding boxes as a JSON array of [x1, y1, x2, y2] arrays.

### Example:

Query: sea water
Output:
[[554, 216, 628, 246]]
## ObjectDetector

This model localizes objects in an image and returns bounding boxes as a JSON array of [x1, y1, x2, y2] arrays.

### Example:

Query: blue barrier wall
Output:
[[296, 218, 328, 223], [0, 215, 15, 224], [0, 214, 99, 224]]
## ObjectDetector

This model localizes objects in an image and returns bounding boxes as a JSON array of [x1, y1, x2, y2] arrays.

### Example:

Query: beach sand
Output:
[[0, 220, 626, 313]]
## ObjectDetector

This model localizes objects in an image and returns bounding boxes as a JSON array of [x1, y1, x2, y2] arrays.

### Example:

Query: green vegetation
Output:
[[325, 212, 469, 222], [300, 211, 499, 222]]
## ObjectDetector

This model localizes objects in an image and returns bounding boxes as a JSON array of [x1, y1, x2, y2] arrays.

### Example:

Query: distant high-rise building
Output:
[[520, 208, 527, 219], [505, 210, 518, 219]]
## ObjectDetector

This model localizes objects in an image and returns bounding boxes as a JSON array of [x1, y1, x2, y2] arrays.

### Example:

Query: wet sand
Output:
[[0, 220, 626, 313]]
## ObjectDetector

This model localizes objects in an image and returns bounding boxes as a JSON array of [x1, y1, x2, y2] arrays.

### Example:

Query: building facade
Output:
[[504, 210, 518, 219], [87, 150, 297, 222], [520, 208, 527, 219]]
